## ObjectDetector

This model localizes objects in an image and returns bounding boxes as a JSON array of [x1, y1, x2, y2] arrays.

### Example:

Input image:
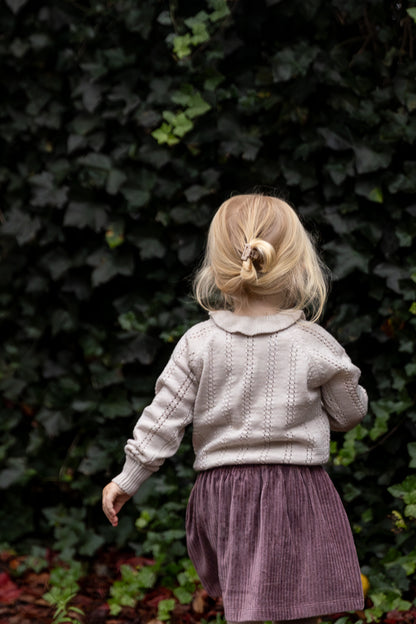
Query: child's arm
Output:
[[102, 333, 198, 524], [319, 350, 368, 432], [303, 323, 368, 432]]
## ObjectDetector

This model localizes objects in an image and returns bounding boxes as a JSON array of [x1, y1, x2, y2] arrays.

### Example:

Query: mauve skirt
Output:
[[186, 464, 364, 623]]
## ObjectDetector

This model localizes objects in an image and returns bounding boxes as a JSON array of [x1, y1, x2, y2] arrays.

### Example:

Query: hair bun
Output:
[[240, 238, 275, 282]]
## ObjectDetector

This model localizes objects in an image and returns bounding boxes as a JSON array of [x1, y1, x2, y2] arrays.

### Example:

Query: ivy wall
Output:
[[1, 0, 416, 617]]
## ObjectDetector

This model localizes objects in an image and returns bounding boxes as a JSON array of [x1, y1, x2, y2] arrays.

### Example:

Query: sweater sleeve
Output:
[[112, 334, 198, 496], [306, 326, 368, 432], [320, 351, 368, 432]]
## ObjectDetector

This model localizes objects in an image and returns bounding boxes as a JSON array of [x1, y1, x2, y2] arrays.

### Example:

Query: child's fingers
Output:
[[102, 490, 117, 526], [102, 482, 127, 527]]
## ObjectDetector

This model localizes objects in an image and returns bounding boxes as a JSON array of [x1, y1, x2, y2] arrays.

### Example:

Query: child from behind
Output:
[[103, 194, 368, 624]]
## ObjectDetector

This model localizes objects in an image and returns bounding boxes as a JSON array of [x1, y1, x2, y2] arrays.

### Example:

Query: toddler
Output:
[[103, 194, 367, 624]]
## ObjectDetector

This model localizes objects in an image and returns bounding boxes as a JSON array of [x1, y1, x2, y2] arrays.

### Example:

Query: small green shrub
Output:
[[43, 561, 84, 624], [108, 562, 158, 615]]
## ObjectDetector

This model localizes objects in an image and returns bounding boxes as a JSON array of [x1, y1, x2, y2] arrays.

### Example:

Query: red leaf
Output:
[[143, 587, 173, 607], [114, 555, 154, 572], [0, 573, 22, 604]]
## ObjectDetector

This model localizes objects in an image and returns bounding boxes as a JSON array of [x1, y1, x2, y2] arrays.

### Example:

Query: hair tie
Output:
[[241, 243, 252, 262], [241, 243, 260, 262]]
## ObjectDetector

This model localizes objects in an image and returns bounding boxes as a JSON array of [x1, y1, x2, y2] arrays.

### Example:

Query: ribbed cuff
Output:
[[112, 456, 154, 496]]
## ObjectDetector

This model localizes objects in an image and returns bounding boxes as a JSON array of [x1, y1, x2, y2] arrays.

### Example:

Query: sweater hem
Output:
[[193, 456, 330, 472]]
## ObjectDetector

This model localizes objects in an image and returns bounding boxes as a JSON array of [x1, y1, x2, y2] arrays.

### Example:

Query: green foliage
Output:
[[389, 476, 416, 519], [108, 557, 200, 617], [42, 506, 105, 561], [169, 0, 231, 59], [201, 616, 226, 624], [152, 87, 212, 145], [157, 598, 176, 621], [108, 562, 157, 615], [43, 561, 84, 624], [0, 0, 416, 619], [407, 8, 416, 21], [15, 545, 48, 575]]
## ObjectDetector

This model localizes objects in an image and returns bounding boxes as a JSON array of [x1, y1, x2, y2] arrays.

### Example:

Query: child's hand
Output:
[[102, 482, 132, 527]]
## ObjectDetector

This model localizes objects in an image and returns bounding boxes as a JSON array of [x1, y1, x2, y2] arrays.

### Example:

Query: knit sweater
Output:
[[112, 309, 368, 496]]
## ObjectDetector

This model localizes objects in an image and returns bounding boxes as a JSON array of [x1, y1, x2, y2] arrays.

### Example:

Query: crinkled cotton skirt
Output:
[[186, 464, 364, 623]]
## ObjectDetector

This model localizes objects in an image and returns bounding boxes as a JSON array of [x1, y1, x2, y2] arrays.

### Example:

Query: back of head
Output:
[[193, 194, 328, 321]]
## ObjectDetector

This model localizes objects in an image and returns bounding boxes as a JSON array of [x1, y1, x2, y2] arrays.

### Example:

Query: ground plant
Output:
[[0, 0, 416, 622]]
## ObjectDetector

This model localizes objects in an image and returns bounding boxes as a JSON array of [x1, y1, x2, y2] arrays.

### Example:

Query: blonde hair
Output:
[[193, 194, 329, 322]]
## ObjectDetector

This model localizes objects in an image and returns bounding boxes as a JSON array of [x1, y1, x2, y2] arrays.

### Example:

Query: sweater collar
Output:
[[210, 309, 304, 336]]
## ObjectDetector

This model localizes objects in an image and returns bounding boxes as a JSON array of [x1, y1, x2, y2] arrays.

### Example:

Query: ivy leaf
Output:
[[2, 207, 42, 245], [71, 115, 101, 136], [81, 82, 102, 113], [36, 409, 73, 437], [389, 475, 416, 505], [77, 152, 112, 170], [116, 335, 159, 365], [173, 585, 194, 603], [135, 237, 166, 260], [355, 180, 384, 203], [185, 92, 211, 118], [106, 169, 127, 195], [106, 224, 125, 249], [171, 87, 211, 118], [64, 202, 108, 231], [99, 396, 132, 419], [323, 241, 369, 279], [157, 10, 172, 26], [373, 263, 408, 294], [171, 86, 194, 107], [185, 12, 210, 45], [29, 171, 68, 208], [4, 0, 29, 13], [318, 128, 351, 151], [405, 504, 416, 518], [88, 250, 135, 286], [40, 248, 72, 280], [407, 8, 416, 22], [369, 401, 390, 441], [353, 145, 392, 174], [173, 34, 193, 59], [368, 187, 384, 203], [121, 188, 151, 208], [408, 442, 416, 468], [208, 0, 231, 22], [184, 184, 211, 202], [78, 443, 117, 475], [89, 361, 124, 389], [0, 458, 27, 488], [78, 532, 105, 557], [173, 113, 194, 137], [51, 308, 76, 335], [272, 43, 320, 82], [151, 122, 180, 146]]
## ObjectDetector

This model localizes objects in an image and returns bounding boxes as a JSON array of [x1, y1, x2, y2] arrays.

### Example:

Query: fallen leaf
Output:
[[0, 573, 22, 604], [8, 557, 24, 571], [143, 587, 173, 607], [192, 588, 209, 614]]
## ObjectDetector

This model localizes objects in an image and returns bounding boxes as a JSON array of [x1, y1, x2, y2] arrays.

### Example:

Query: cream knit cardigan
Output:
[[113, 310, 368, 496]]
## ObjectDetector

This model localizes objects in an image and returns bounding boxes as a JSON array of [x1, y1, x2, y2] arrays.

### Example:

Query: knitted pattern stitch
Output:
[[112, 310, 368, 496]]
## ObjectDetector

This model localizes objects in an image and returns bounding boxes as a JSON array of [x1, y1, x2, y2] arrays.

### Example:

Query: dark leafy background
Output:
[[0, 0, 416, 618]]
